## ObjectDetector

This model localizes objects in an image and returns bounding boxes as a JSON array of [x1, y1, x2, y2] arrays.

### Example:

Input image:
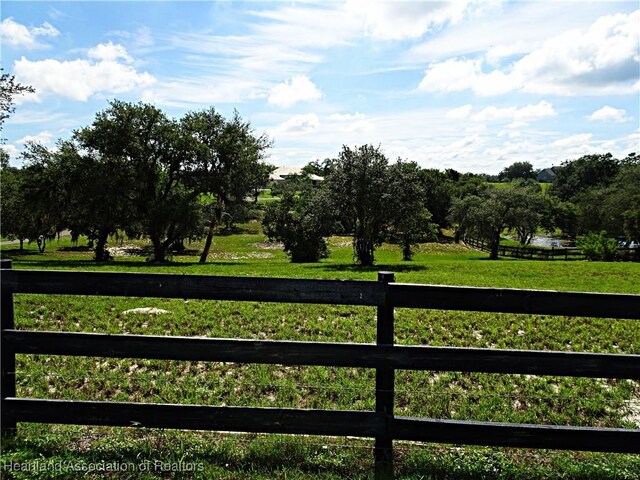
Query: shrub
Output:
[[576, 231, 619, 261], [262, 189, 334, 263]]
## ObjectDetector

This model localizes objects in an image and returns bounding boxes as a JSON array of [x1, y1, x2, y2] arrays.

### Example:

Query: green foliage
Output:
[[263, 188, 334, 262], [301, 158, 335, 178], [0, 156, 31, 249], [449, 184, 559, 258], [181, 108, 273, 262], [498, 161, 535, 181], [327, 145, 390, 266], [10, 142, 66, 252], [576, 231, 620, 261], [550, 153, 620, 202], [1, 67, 35, 141], [419, 168, 453, 230], [77, 100, 204, 263], [574, 160, 640, 240], [387, 160, 438, 260]]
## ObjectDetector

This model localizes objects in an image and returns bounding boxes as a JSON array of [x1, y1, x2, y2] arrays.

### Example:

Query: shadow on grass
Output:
[[0, 249, 42, 258], [11, 259, 244, 269], [58, 246, 93, 252], [310, 263, 428, 273]]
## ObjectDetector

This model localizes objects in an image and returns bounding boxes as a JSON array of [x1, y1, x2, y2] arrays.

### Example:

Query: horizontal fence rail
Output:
[[4, 269, 640, 318], [2, 263, 639, 479], [4, 399, 638, 454], [5, 330, 640, 379]]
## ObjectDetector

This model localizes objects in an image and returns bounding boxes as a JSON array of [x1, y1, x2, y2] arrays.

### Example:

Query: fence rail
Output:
[[464, 235, 640, 261], [1, 260, 639, 479]]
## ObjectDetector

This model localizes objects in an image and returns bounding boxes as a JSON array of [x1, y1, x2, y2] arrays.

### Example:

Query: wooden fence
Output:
[[464, 236, 640, 261], [1, 259, 639, 479]]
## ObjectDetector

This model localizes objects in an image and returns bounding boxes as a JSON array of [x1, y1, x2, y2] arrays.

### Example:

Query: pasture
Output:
[[1, 230, 639, 479]]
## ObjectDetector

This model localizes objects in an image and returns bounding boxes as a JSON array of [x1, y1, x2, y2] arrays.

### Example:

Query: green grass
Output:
[[2, 231, 639, 479]]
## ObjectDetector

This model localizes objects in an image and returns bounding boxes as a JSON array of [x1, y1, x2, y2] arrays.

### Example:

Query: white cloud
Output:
[[87, 42, 133, 63], [16, 130, 54, 146], [347, 119, 374, 133], [13, 44, 155, 102], [418, 10, 640, 96], [2, 144, 21, 161], [346, 0, 502, 41], [445, 104, 472, 119], [0, 17, 59, 49], [551, 133, 594, 148], [271, 113, 320, 134], [145, 3, 357, 106], [268, 76, 322, 108], [418, 58, 481, 93], [587, 106, 631, 123], [473, 101, 556, 123], [329, 112, 366, 121]]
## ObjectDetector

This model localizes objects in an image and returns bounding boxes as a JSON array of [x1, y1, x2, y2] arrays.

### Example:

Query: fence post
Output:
[[375, 271, 395, 480], [1, 259, 16, 438]]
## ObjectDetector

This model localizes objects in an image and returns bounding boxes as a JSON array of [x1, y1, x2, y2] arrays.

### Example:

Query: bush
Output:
[[576, 231, 619, 261], [262, 189, 334, 263]]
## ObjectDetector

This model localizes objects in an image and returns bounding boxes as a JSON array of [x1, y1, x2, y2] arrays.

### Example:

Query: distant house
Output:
[[536, 167, 559, 183], [269, 167, 324, 186]]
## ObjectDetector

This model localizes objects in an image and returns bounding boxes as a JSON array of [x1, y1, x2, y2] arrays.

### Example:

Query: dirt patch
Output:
[[251, 242, 284, 250], [211, 252, 274, 260], [107, 245, 148, 257]]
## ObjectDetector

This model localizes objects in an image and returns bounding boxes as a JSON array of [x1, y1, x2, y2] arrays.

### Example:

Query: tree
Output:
[[77, 100, 203, 262], [51, 139, 137, 261], [572, 158, 640, 240], [302, 158, 335, 178], [328, 145, 390, 266], [16, 142, 66, 252], [263, 187, 335, 262], [576, 231, 619, 261], [550, 153, 620, 202], [449, 185, 556, 259], [498, 161, 535, 181], [0, 152, 31, 250], [503, 182, 555, 245], [181, 108, 272, 263], [1, 67, 35, 141], [449, 192, 508, 259], [387, 160, 437, 260], [419, 168, 453, 231]]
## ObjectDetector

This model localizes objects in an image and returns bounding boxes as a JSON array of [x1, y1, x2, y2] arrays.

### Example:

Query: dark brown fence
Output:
[[1, 259, 639, 479], [464, 235, 640, 261]]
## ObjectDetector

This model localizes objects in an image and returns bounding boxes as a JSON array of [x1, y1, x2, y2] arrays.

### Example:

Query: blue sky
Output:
[[1, 0, 639, 173]]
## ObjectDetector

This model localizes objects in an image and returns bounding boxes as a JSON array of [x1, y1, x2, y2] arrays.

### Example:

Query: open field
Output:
[[1, 230, 639, 479]]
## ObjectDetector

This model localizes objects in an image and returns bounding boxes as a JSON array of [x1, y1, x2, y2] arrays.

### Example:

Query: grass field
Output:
[[1, 229, 639, 479]]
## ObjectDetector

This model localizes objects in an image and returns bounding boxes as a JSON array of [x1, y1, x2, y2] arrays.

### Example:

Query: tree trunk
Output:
[[199, 203, 222, 264], [199, 222, 216, 264], [489, 232, 500, 260], [150, 236, 166, 263], [402, 238, 413, 261], [19, 239, 23, 252], [94, 232, 110, 262], [37, 237, 46, 253]]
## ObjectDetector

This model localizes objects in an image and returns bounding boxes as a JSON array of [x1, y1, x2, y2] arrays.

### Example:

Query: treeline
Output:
[[264, 150, 639, 263], [1, 100, 273, 262], [1, 99, 638, 264], [263, 148, 581, 263]]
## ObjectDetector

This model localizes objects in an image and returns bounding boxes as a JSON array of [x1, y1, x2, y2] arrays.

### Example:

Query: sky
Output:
[[1, 0, 639, 173]]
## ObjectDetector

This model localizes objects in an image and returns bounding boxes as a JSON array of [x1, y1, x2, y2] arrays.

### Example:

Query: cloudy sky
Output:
[[1, 0, 639, 173]]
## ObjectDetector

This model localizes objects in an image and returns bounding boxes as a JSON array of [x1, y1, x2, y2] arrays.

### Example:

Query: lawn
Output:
[[1, 230, 639, 479]]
